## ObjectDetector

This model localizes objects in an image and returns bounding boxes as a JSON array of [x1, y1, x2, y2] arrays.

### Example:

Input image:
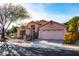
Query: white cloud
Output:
[[21, 3, 74, 23], [11, 3, 79, 28]]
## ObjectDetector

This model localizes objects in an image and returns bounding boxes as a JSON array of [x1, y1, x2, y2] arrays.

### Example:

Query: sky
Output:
[[18, 3, 79, 24], [10, 3, 79, 28]]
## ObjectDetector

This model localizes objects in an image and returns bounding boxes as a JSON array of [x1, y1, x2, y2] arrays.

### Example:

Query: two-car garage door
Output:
[[39, 29, 65, 39]]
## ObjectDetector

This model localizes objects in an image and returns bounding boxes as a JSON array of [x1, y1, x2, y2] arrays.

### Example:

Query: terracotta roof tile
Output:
[[39, 20, 67, 28]]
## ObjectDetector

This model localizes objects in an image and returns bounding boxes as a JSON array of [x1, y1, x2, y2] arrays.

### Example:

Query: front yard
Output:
[[0, 35, 79, 56], [0, 40, 79, 56]]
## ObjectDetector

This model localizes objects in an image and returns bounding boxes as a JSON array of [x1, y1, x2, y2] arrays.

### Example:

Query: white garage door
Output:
[[39, 30, 64, 39]]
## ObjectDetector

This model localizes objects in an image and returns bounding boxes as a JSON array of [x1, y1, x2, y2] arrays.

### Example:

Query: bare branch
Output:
[[5, 16, 16, 32], [0, 13, 3, 24], [0, 26, 2, 29], [5, 20, 12, 32]]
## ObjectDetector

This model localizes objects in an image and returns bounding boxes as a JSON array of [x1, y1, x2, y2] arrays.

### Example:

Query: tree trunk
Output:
[[1, 27, 5, 41]]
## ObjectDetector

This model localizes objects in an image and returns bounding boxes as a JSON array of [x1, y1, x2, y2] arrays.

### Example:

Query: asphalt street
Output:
[[11, 46, 79, 56]]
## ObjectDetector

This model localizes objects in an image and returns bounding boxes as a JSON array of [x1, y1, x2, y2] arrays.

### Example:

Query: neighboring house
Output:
[[17, 26, 26, 38], [17, 20, 67, 40]]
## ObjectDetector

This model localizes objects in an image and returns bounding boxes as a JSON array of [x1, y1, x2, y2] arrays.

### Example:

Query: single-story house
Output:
[[17, 20, 67, 40]]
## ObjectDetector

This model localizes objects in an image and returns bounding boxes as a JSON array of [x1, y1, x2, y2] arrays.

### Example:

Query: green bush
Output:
[[64, 32, 78, 44], [28, 35, 33, 41]]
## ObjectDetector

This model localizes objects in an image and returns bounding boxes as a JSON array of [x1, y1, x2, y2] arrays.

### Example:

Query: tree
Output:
[[10, 26, 17, 34], [64, 16, 79, 44], [0, 3, 30, 41], [65, 16, 79, 32]]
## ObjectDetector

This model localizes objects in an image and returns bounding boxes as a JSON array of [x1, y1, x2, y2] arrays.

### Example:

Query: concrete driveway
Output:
[[2, 40, 79, 56], [38, 39, 64, 44]]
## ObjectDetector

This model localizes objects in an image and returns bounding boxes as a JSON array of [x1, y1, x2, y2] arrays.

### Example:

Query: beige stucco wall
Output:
[[17, 27, 21, 37], [25, 22, 39, 35], [25, 29, 30, 35], [26, 22, 39, 32]]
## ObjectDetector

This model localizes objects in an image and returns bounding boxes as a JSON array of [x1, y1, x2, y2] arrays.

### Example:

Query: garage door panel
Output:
[[39, 30, 64, 39]]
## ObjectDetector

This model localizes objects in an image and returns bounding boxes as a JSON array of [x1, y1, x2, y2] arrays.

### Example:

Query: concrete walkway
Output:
[[38, 39, 63, 44]]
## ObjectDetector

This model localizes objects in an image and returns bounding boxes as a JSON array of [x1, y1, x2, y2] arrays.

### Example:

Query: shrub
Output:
[[27, 34, 32, 41], [77, 32, 79, 39], [64, 31, 78, 44]]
